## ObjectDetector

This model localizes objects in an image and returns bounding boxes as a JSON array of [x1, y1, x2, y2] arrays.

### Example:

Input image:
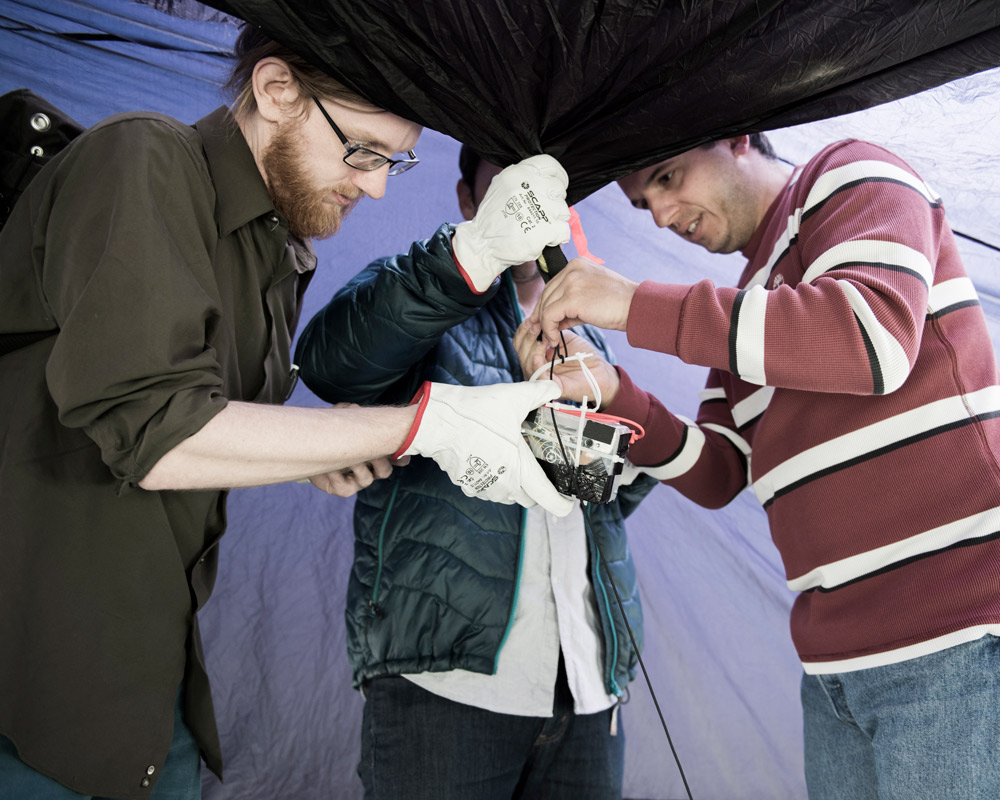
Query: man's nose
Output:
[[352, 167, 389, 200], [649, 198, 678, 230]]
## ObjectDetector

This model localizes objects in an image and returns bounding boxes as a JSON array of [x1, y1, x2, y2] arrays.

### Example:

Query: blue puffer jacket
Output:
[[295, 223, 656, 693]]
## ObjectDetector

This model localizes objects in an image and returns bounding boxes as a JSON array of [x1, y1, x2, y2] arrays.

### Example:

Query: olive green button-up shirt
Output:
[[0, 106, 312, 799]]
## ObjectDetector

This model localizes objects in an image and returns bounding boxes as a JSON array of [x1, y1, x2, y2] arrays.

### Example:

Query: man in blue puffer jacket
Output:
[[295, 146, 657, 800]]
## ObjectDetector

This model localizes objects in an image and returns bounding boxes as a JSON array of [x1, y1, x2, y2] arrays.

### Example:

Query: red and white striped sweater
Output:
[[607, 139, 1000, 673]]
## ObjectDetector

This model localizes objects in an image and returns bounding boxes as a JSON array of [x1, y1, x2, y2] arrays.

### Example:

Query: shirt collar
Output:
[[195, 106, 275, 238], [741, 165, 802, 262], [286, 235, 318, 274]]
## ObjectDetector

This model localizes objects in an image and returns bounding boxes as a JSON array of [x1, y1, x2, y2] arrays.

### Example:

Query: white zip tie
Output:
[[527, 350, 602, 410], [572, 394, 588, 468]]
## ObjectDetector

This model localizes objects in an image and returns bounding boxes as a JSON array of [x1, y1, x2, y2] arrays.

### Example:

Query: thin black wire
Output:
[[545, 341, 694, 800], [587, 511, 694, 800], [546, 332, 572, 488], [955, 229, 1000, 254]]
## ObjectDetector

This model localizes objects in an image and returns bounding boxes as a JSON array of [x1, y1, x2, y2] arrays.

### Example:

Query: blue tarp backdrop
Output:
[[1, 1, 998, 798]]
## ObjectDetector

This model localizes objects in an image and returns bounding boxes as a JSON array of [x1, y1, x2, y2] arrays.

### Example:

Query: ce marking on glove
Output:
[[457, 455, 503, 494], [501, 191, 548, 235], [502, 197, 536, 234], [503, 197, 523, 217]]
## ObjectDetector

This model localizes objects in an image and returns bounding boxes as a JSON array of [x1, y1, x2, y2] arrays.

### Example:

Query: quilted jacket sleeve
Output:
[[295, 223, 499, 405]]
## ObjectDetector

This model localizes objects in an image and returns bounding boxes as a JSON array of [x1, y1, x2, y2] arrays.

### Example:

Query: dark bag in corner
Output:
[[1, 89, 84, 357], [1, 88, 84, 229]]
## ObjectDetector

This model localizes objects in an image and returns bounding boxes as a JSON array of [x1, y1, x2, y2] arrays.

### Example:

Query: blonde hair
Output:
[[225, 24, 380, 118]]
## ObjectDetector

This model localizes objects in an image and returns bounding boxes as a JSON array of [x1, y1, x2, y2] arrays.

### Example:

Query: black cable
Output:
[[585, 508, 695, 800], [546, 335, 573, 484], [545, 342, 694, 799], [954, 229, 1000, 254]]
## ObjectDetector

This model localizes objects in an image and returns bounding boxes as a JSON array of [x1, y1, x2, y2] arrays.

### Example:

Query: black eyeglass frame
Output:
[[310, 96, 418, 176]]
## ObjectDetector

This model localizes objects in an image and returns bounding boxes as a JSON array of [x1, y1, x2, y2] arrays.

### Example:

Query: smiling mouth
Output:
[[684, 217, 699, 236]]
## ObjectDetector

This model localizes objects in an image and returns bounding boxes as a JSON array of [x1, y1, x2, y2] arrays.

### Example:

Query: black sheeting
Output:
[[202, 0, 1000, 202]]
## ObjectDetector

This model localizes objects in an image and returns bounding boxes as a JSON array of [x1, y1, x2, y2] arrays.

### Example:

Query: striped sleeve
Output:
[[629, 143, 944, 396], [604, 367, 748, 509]]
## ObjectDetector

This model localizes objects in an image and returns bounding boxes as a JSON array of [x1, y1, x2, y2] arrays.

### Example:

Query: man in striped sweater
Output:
[[516, 135, 1000, 798]]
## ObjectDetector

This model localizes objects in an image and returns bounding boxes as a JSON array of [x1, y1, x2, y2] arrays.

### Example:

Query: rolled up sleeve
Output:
[[38, 117, 229, 488]]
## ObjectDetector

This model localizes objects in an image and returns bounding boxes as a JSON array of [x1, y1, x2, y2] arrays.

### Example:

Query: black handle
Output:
[[537, 244, 568, 281]]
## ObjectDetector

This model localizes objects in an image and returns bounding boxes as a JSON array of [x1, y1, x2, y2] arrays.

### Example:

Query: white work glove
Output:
[[393, 380, 574, 517], [452, 154, 571, 294]]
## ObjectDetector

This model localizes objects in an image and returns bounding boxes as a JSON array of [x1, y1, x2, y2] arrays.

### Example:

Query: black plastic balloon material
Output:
[[204, 0, 1000, 204]]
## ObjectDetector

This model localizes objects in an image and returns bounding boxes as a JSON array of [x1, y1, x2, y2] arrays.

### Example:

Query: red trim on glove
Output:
[[392, 381, 433, 459], [451, 235, 488, 295]]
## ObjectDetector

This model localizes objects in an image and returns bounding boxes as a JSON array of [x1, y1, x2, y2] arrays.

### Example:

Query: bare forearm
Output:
[[139, 401, 416, 490]]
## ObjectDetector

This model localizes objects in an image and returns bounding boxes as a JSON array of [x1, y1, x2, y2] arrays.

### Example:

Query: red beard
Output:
[[261, 125, 360, 240]]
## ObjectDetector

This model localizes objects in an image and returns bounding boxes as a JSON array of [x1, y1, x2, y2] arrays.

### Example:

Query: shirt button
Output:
[[147, 765, 156, 775], [141, 778, 150, 787]]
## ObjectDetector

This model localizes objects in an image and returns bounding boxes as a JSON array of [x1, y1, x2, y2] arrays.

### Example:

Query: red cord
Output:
[[542, 403, 645, 443]]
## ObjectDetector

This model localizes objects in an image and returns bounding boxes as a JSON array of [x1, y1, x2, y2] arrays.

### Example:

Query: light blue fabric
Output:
[[801, 635, 1000, 800], [3, 3, 999, 798], [0, 0, 235, 127]]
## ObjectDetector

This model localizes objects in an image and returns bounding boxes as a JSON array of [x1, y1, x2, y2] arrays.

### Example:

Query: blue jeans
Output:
[[801, 634, 1000, 800], [0, 686, 200, 800], [358, 659, 625, 800]]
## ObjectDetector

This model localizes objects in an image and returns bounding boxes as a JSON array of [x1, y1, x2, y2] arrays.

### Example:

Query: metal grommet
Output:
[[30, 145, 44, 157], [30, 112, 51, 132]]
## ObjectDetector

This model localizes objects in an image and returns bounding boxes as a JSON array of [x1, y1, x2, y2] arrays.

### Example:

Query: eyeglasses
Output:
[[311, 96, 419, 176]]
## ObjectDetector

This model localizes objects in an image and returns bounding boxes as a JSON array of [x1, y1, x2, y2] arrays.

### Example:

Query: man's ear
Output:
[[729, 135, 751, 157], [252, 57, 301, 123], [456, 179, 477, 221]]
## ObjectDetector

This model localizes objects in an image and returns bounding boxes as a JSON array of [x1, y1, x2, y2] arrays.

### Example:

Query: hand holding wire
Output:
[[513, 324, 621, 408], [526, 257, 638, 346]]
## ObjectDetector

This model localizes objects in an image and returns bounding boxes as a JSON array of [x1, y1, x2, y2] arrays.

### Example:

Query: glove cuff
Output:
[[392, 381, 433, 459], [451, 224, 498, 294]]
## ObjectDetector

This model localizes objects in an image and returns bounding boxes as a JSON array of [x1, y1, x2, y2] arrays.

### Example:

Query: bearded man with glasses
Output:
[[0, 23, 572, 800]]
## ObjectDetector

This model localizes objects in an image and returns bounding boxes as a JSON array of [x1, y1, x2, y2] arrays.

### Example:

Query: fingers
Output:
[[458, 155, 570, 291], [517, 439, 574, 517], [526, 266, 573, 345], [547, 220, 572, 246], [519, 154, 568, 188], [309, 469, 365, 497], [308, 456, 400, 497], [528, 258, 636, 345], [536, 291, 575, 347], [521, 378, 562, 409], [368, 456, 396, 480], [513, 320, 554, 380], [514, 322, 586, 382], [512, 319, 532, 355]]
